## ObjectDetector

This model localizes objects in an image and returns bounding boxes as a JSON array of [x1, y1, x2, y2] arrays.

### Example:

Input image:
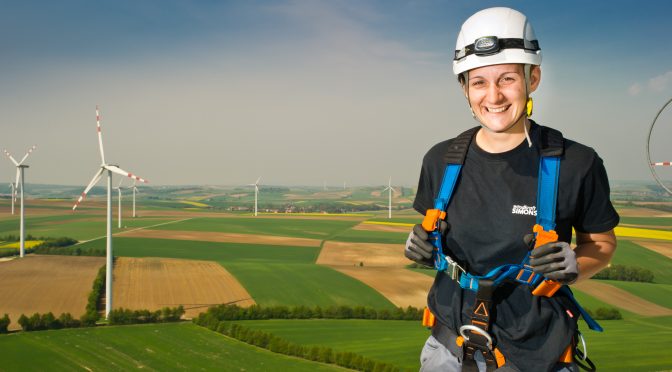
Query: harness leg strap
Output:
[[461, 279, 501, 372]]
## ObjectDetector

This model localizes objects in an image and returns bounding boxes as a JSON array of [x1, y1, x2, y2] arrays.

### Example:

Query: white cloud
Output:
[[628, 82, 642, 96], [648, 71, 672, 92]]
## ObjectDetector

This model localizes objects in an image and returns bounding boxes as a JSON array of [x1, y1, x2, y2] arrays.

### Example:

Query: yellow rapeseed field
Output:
[[179, 200, 211, 208], [0, 240, 44, 249]]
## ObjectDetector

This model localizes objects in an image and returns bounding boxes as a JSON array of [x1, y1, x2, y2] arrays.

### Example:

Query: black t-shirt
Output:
[[413, 122, 619, 371]]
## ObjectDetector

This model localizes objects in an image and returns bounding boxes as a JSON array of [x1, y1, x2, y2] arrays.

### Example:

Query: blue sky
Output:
[[2, 0, 672, 187]]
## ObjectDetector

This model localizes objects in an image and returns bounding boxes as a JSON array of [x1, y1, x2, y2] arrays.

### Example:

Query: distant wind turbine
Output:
[[382, 177, 395, 219], [248, 177, 261, 216], [3, 145, 37, 257], [129, 180, 140, 218], [73, 106, 148, 318]]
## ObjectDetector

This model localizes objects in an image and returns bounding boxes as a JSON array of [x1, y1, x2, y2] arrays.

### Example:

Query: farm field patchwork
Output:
[[600, 281, 672, 310], [610, 240, 672, 284], [120, 228, 322, 247], [572, 280, 672, 317], [0, 322, 345, 371], [0, 255, 105, 330]]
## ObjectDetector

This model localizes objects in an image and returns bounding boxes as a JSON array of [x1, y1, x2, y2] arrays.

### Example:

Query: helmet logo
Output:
[[474, 36, 500, 55]]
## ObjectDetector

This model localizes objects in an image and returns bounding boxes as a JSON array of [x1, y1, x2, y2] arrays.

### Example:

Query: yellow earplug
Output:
[[526, 97, 533, 117]]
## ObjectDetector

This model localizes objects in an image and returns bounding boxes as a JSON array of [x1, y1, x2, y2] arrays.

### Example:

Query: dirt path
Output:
[[113, 257, 255, 319], [120, 229, 322, 247], [572, 280, 672, 317], [0, 255, 105, 330]]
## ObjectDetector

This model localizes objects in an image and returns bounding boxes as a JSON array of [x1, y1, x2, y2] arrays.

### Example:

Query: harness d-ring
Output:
[[576, 331, 588, 361], [459, 325, 493, 350]]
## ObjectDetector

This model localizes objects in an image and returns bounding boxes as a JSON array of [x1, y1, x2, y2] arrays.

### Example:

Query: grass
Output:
[[224, 263, 396, 309], [0, 322, 344, 371], [72, 237, 320, 264], [328, 229, 408, 244], [235, 317, 672, 371], [599, 281, 672, 310], [611, 240, 672, 284], [619, 216, 672, 227], [152, 217, 360, 240]]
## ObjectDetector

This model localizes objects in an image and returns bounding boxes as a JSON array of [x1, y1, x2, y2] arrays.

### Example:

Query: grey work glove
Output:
[[528, 240, 578, 285], [405, 221, 449, 268]]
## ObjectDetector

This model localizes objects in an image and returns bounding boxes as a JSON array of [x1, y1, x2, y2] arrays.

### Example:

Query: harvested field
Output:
[[113, 257, 255, 318], [573, 280, 672, 317], [0, 255, 105, 330], [630, 240, 672, 259], [330, 266, 433, 308], [317, 241, 408, 267], [317, 241, 432, 307], [353, 222, 411, 233], [120, 229, 322, 247]]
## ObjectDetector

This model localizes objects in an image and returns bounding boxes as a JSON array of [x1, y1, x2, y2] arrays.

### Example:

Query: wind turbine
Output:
[[3, 145, 37, 258], [73, 106, 148, 318], [129, 180, 139, 218], [248, 177, 261, 216], [382, 177, 395, 219]]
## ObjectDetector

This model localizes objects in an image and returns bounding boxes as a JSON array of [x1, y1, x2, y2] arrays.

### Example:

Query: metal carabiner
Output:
[[459, 325, 493, 350]]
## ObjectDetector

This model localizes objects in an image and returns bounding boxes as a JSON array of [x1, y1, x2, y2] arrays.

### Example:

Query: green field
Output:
[[234, 317, 672, 371], [152, 217, 360, 240], [0, 322, 344, 371], [619, 216, 672, 228], [611, 240, 672, 284], [329, 229, 408, 244], [600, 280, 672, 309], [73, 237, 395, 309]]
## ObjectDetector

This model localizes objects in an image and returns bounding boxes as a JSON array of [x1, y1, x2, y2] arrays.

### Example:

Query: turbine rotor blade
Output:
[[255, 176, 261, 185], [3, 150, 19, 166], [73, 168, 105, 210], [96, 106, 106, 165], [18, 145, 37, 165], [105, 165, 148, 183]]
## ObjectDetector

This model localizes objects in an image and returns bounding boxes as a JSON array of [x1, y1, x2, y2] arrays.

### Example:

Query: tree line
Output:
[[593, 264, 654, 283], [200, 304, 423, 321]]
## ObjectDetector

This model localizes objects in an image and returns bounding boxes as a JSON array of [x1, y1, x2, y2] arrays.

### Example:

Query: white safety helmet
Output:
[[453, 7, 541, 76]]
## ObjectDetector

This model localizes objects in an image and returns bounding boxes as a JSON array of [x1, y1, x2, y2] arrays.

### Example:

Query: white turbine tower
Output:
[[73, 106, 148, 318], [248, 177, 261, 216], [382, 177, 395, 219], [130, 180, 139, 218], [3, 145, 37, 258], [114, 179, 124, 229], [9, 182, 16, 215]]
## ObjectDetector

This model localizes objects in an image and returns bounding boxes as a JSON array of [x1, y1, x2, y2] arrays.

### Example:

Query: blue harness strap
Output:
[[431, 130, 602, 332]]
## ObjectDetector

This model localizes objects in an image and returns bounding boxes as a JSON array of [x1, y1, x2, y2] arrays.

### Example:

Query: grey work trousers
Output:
[[419, 335, 580, 372]]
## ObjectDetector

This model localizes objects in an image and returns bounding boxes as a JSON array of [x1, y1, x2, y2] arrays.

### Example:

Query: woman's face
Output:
[[465, 63, 540, 133]]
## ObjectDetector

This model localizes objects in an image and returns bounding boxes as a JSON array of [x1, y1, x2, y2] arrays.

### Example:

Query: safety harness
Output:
[[421, 126, 600, 371]]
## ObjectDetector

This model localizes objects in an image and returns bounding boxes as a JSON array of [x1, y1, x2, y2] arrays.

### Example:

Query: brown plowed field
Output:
[[331, 266, 434, 308], [317, 241, 433, 307], [630, 240, 672, 259], [317, 241, 409, 267], [120, 229, 322, 247], [573, 280, 672, 317], [113, 257, 255, 319], [353, 222, 411, 233], [617, 207, 672, 217], [0, 255, 105, 330]]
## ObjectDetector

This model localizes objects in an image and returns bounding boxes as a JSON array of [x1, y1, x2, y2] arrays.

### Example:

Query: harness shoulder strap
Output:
[[434, 127, 479, 212], [536, 126, 564, 231]]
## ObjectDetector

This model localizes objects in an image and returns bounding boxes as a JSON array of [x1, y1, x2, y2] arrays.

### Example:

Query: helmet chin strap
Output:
[[463, 66, 534, 148]]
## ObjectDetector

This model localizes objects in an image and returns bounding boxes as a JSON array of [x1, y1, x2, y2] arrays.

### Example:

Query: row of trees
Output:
[[195, 317, 402, 372], [593, 265, 655, 282], [18, 312, 84, 331], [585, 307, 623, 320], [108, 306, 185, 325], [200, 304, 423, 322], [81, 265, 107, 325]]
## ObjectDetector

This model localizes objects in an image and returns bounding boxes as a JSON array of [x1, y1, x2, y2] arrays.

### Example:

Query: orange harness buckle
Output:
[[531, 224, 562, 297], [422, 209, 446, 232]]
